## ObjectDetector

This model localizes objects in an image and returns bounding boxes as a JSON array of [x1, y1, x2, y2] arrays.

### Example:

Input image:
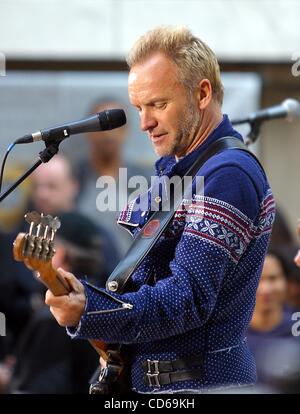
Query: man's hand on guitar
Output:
[[45, 267, 86, 327]]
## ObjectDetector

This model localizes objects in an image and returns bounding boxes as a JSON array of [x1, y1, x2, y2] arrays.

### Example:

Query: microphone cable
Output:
[[0, 142, 16, 194]]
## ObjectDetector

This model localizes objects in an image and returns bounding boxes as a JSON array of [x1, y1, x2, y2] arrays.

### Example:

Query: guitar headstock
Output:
[[13, 211, 70, 295], [14, 210, 60, 267]]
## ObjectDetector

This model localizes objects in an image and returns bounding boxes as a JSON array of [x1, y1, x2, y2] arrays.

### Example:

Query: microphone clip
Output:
[[245, 120, 262, 146], [41, 126, 70, 143], [39, 140, 62, 163]]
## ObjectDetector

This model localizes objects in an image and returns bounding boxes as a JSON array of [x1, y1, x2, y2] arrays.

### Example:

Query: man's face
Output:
[[31, 158, 77, 215], [128, 53, 201, 158], [255, 254, 287, 313]]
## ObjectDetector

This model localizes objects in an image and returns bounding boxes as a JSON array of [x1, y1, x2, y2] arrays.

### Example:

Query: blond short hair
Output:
[[127, 25, 224, 104]]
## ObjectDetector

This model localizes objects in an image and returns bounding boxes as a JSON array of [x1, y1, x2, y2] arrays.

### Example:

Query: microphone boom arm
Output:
[[245, 120, 262, 146], [0, 139, 61, 203], [231, 118, 262, 146]]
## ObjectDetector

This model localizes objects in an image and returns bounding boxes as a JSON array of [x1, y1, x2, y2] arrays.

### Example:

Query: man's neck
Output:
[[250, 308, 284, 333], [176, 104, 223, 161]]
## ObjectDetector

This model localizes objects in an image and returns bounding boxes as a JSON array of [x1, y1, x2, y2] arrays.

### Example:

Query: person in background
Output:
[[0, 155, 119, 392], [269, 207, 295, 251], [76, 98, 152, 257], [267, 207, 300, 311], [7, 211, 105, 394], [283, 247, 300, 310], [1, 155, 118, 347], [31, 153, 119, 274], [0, 231, 18, 393], [1, 154, 80, 347], [30, 154, 78, 215], [247, 249, 298, 387]]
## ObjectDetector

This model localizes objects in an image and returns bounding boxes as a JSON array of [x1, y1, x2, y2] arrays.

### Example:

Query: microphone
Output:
[[231, 98, 300, 125], [15, 109, 126, 144]]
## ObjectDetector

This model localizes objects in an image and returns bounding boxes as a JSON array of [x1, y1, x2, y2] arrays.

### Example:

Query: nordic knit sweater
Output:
[[67, 115, 275, 393]]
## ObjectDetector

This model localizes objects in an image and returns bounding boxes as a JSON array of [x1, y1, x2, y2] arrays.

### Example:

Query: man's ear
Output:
[[196, 79, 213, 110]]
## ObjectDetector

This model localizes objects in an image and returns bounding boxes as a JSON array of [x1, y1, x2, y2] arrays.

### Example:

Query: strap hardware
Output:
[[146, 359, 161, 387]]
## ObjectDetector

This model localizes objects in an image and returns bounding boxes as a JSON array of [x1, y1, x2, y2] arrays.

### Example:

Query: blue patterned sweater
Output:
[[67, 115, 275, 393]]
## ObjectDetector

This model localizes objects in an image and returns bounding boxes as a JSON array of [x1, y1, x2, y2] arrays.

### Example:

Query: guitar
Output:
[[13, 211, 125, 393]]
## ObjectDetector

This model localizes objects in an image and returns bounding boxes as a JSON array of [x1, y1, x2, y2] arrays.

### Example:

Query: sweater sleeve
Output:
[[67, 166, 260, 343]]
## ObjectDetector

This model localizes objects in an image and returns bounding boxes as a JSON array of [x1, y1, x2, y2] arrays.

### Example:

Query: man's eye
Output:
[[156, 102, 167, 109]]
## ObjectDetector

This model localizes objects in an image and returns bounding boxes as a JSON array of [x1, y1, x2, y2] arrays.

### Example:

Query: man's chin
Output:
[[153, 144, 174, 158]]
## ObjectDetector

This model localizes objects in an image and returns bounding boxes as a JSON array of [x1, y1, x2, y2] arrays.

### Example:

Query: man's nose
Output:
[[140, 110, 158, 132], [258, 281, 273, 296]]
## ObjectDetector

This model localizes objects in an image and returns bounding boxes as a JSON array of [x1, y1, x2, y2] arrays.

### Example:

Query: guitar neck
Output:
[[37, 262, 108, 358], [13, 227, 109, 360], [34, 261, 71, 296]]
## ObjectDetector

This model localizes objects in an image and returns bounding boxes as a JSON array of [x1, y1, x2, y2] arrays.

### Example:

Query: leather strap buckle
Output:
[[143, 355, 203, 387], [146, 373, 161, 387], [146, 359, 160, 387]]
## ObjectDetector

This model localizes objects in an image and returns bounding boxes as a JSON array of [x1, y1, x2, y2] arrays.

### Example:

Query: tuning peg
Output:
[[49, 216, 61, 240], [41, 214, 52, 227], [36, 213, 45, 238], [50, 216, 61, 231], [41, 214, 53, 238], [25, 211, 41, 225], [24, 211, 41, 236]]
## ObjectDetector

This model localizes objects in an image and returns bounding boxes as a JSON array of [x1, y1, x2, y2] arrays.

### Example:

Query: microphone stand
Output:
[[232, 119, 262, 146], [0, 140, 61, 203], [244, 121, 262, 146]]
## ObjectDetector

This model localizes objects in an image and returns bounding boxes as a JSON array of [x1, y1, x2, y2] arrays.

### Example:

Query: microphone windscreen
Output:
[[98, 109, 127, 130], [283, 98, 300, 121]]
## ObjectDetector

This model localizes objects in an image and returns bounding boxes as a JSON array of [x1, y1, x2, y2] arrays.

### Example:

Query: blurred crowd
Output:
[[0, 99, 300, 394], [246, 212, 300, 393], [0, 99, 152, 394]]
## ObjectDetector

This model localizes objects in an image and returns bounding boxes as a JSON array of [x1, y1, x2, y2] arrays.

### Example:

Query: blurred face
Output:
[[286, 278, 300, 307], [128, 53, 201, 158], [87, 102, 128, 159], [255, 254, 287, 313], [31, 157, 78, 215]]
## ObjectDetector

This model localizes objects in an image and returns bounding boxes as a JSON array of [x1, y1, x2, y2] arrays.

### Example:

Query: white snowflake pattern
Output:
[[186, 215, 203, 231], [235, 240, 245, 255], [200, 220, 218, 236], [218, 226, 234, 245]]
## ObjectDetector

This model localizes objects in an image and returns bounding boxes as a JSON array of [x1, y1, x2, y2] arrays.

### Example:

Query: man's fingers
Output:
[[45, 289, 66, 307], [48, 305, 69, 326], [56, 267, 83, 293], [44, 268, 86, 327], [100, 357, 107, 368]]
